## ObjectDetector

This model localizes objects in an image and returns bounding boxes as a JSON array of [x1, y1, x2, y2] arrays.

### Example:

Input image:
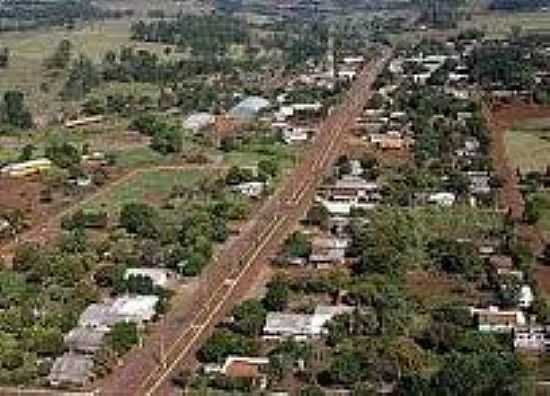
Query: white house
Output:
[[78, 295, 159, 331], [184, 112, 215, 132], [427, 192, 456, 207], [519, 285, 534, 309], [263, 305, 354, 340], [514, 325, 550, 352], [232, 182, 266, 198]]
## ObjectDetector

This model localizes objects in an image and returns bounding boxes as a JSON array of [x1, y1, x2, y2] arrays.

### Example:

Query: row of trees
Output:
[[130, 15, 249, 57]]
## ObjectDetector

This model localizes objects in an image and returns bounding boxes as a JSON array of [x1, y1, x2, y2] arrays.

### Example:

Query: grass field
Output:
[[504, 118, 550, 173], [0, 18, 172, 118], [83, 168, 206, 213], [461, 11, 550, 39]]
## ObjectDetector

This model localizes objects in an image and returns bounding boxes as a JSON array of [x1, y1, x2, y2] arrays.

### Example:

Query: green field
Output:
[[504, 118, 550, 173], [461, 11, 550, 39], [83, 168, 205, 213]]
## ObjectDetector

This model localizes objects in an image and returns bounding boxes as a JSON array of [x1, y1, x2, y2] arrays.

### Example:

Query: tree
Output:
[[2, 91, 32, 129], [44, 39, 73, 69], [0, 47, 9, 68], [61, 55, 100, 100], [22, 325, 64, 357], [197, 328, 257, 363], [150, 126, 183, 154], [18, 144, 35, 162], [282, 231, 311, 258], [130, 114, 162, 136], [263, 277, 289, 311], [305, 204, 330, 230], [225, 166, 255, 186], [119, 203, 159, 238], [45, 142, 80, 169], [258, 159, 279, 179], [232, 299, 267, 337], [107, 322, 138, 355]]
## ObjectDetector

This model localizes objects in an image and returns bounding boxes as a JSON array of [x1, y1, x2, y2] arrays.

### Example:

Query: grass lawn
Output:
[[504, 118, 550, 173], [460, 11, 550, 39], [83, 168, 205, 213]]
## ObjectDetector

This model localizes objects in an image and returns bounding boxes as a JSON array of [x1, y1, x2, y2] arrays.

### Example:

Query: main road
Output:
[[98, 48, 393, 396]]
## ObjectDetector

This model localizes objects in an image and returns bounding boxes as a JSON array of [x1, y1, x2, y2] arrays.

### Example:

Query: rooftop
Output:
[[48, 353, 94, 386]]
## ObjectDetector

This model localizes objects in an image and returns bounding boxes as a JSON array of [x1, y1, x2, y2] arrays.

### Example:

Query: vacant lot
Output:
[[504, 117, 550, 173], [461, 11, 550, 38], [83, 168, 207, 213]]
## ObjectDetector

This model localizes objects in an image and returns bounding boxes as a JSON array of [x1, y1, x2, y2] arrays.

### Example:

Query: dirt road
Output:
[[95, 49, 392, 396]]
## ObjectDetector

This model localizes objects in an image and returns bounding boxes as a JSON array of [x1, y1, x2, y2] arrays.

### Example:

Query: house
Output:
[[427, 192, 456, 207], [79, 295, 159, 331], [183, 112, 215, 132], [232, 181, 266, 198], [470, 306, 526, 333], [229, 96, 270, 120], [317, 197, 376, 216], [309, 237, 350, 268], [519, 285, 534, 308], [79, 303, 121, 331], [64, 115, 104, 129], [489, 255, 514, 271], [48, 353, 94, 387], [124, 268, 174, 288], [1, 158, 52, 177], [514, 325, 550, 352], [338, 69, 357, 81], [110, 295, 159, 324], [263, 305, 354, 340], [263, 313, 312, 340], [292, 102, 323, 113], [369, 132, 408, 150], [64, 327, 107, 354], [342, 56, 365, 65], [282, 127, 313, 144], [221, 356, 270, 390], [319, 176, 380, 202], [467, 171, 492, 194]]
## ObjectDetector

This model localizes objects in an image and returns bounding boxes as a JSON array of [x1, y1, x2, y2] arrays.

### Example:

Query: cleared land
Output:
[[504, 121, 550, 174]]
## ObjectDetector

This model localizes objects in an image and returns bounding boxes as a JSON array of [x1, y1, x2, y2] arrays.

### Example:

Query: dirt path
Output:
[[484, 103, 525, 221]]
